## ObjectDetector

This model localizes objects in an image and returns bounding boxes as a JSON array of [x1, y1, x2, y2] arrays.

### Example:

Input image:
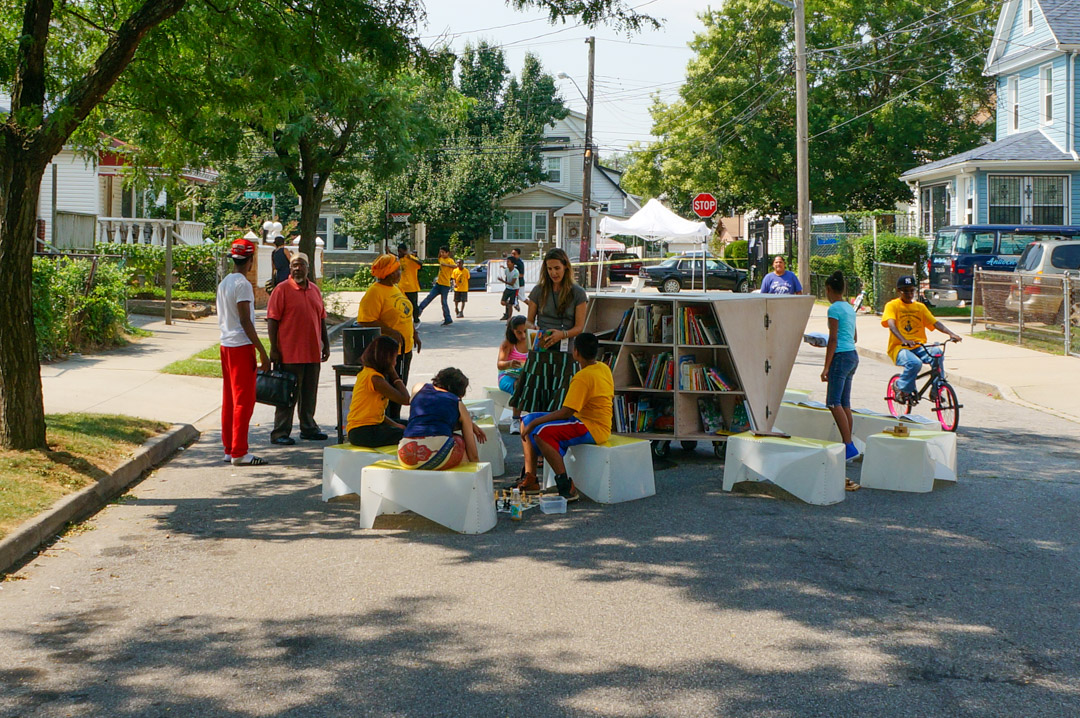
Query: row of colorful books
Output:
[[613, 396, 674, 434], [629, 351, 674, 390], [678, 355, 737, 391], [679, 306, 725, 345]]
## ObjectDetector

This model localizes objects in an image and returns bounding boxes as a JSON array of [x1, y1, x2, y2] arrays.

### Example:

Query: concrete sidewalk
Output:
[[41, 314, 225, 429], [806, 301, 1080, 423]]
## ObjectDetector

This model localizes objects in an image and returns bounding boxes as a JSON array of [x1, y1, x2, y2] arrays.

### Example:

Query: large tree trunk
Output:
[[0, 156, 48, 449], [296, 179, 325, 282]]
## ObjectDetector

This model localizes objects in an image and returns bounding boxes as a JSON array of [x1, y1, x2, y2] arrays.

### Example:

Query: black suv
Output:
[[605, 252, 644, 281], [642, 257, 748, 293]]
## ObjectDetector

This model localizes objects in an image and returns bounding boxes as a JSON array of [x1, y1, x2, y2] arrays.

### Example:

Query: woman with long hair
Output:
[[510, 247, 588, 417]]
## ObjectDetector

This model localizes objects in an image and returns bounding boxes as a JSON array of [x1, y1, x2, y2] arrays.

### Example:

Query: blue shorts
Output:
[[498, 373, 518, 394], [521, 413, 595, 455], [825, 350, 859, 408]]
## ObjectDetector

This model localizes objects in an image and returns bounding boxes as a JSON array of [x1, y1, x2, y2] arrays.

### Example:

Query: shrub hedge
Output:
[[851, 233, 928, 305], [33, 256, 132, 361], [97, 240, 226, 293]]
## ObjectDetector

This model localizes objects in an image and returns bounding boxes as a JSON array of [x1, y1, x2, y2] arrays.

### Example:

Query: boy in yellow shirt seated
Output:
[[515, 332, 613, 502]]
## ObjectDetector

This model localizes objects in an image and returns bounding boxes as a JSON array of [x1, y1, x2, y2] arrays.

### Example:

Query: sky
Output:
[[420, 0, 712, 159]]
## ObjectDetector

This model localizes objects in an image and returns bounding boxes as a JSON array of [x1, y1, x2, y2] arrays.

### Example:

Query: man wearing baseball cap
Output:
[[881, 275, 962, 402], [217, 237, 271, 466]]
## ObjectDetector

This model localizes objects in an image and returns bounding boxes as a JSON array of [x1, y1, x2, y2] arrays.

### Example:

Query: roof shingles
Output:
[[901, 130, 1073, 178]]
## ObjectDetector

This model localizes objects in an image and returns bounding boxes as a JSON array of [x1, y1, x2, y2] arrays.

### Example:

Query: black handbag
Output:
[[256, 367, 298, 408]]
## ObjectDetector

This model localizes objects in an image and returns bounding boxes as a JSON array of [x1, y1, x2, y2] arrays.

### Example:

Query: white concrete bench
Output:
[[359, 460, 497, 534], [473, 416, 506, 477], [782, 388, 812, 404], [774, 402, 944, 448], [463, 398, 495, 421], [860, 429, 957, 493], [322, 443, 398, 502], [482, 386, 513, 425], [542, 434, 656, 503], [722, 432, 845, 505]]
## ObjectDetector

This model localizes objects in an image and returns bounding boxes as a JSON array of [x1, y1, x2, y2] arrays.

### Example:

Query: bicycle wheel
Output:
[[933, 382, 960, 432], [885, 375, 913, 417]]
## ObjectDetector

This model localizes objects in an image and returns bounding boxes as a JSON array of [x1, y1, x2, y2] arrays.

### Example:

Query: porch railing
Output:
[[97, 217, 206, 246]]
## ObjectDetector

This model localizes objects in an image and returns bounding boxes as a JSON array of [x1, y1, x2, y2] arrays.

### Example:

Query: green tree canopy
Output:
[[621, 0, 997, 218]]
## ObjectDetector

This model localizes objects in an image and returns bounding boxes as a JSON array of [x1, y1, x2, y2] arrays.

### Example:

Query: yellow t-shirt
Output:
[[451, 268, 470, 292], [346, 367, 388, 431], [356, 281, 414, 354], [436, 257, 456, 287], [881, 298, 937, 362], [398, 254, 422, 293], [562, 362, 614, 444]]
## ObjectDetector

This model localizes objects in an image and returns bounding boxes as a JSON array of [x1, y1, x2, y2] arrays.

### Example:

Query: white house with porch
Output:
[[901, 0, 1080, 234], [481, 110, 641, 260]]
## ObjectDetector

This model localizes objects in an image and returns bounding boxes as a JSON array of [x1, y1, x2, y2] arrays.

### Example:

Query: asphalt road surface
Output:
[[1, 295, 1077, 717]]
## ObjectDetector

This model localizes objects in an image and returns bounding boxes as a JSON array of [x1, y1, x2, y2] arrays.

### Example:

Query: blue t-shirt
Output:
[[403, 384, 461, 438], [827, 300, 857, 353], [760, 270, 802, 295]]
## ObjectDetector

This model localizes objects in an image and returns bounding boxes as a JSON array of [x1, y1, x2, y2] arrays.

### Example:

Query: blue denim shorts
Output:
[[825, 350, 859, 408]]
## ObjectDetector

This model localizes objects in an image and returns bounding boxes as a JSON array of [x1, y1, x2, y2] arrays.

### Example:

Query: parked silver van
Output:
[[1005, 240, 1080, 325]]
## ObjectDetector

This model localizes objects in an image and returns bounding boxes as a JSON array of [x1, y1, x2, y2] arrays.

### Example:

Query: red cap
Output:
[[229, 239, 256, 259]]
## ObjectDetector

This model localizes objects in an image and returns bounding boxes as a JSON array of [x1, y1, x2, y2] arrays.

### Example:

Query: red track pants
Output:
[[221, 344, 257, 458]]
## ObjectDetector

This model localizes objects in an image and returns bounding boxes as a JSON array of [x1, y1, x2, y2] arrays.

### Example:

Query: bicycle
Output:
[[884, 341, 962, 432]]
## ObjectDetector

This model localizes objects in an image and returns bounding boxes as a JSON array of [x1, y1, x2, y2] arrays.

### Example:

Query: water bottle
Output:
[[510, 488, 522, 521]]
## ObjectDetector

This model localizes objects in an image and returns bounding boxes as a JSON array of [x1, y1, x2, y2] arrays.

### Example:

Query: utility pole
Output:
[[794, 0, 811, 290], [580, 36, 595, 271]]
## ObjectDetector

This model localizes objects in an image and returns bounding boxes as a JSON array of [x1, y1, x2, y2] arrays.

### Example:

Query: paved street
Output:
[[3, 292, 1079, 717]]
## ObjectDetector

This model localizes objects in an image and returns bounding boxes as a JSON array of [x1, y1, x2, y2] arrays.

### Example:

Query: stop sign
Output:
[[692, 192, 718, 218]]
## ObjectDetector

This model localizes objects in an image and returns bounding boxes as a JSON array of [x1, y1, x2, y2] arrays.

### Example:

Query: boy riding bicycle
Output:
[[882, 275, 962, 403]]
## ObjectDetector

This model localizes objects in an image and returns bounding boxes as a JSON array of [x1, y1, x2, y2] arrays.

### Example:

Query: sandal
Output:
[[845, 479, 861, 492], [512, 472, 541, 494], [232, 454, 268, 466]]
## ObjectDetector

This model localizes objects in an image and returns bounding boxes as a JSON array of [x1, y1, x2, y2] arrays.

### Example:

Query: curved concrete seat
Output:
[[360, 460, 497, 534], [542, 434, 656, 504], [860, 430, 957, 493], [722, 432, 845, 505], [322, 443, 398, 501]]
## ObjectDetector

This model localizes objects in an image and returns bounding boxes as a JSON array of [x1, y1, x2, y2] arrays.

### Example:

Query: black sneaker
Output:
[[553, 472, 579, 502], [562, 480, 580, 503], [441, 319, 454, 326]]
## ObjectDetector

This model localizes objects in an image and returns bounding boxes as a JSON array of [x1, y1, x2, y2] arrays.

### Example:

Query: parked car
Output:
[[468, 262, 488, 291], [604, 252, 644, 282], [1004, 240, 1080, 324], [925, 224, 1080, 306], [641, 257, 748, 293]]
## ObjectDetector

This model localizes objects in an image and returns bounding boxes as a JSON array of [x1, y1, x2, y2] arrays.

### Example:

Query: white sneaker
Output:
[[223, 453, 232, 463], [510, 418, 521, 435]]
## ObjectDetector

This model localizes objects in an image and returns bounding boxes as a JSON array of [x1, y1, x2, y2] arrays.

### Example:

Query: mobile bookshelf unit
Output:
[[585, 292, 814, 458]]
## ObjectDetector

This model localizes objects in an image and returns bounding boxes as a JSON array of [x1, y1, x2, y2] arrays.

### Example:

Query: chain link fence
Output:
[[872, 262, 917, 313], [972, 267, 1078, 357]]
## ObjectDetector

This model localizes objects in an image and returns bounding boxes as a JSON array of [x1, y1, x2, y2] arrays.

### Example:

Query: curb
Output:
[[0, 423, 200, 575], [855, 346, 1080, 424]]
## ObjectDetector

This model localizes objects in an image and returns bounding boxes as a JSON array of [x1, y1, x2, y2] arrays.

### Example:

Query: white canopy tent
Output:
[[598, 198, 711, 289]]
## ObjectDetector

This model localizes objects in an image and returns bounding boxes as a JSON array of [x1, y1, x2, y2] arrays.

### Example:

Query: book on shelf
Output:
[[729, 401, 752, 433], [697, 397, 727, 434], [629, 302, 674, 343], [600, 351, 616, 369], [613, 394, 673, 434], [629, 352, 648, 386], [613, 308, 634, 341], [679, 306, 725, 345]]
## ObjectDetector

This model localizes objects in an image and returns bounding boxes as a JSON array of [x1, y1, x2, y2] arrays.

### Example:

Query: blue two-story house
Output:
[[902, 0, 1080, 235]]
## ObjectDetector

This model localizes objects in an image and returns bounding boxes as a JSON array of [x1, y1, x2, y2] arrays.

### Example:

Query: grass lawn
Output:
[[161, 338, 272, 378], [932, 305, 982, 318], [0, 414, 169, 540], [973, 329, 1066, 356]]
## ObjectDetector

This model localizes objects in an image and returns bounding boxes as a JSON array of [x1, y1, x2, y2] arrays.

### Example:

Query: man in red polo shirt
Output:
[[267, 252, 331, 445]]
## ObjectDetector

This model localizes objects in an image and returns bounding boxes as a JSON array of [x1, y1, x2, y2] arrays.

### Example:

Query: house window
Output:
[[988, 175, 1067, 225], [1008, 76, 1019, 133], [545, 157, 562, 184], [1024, 0, 1034, 32], [1040, 65, 1053, 125], [920, 184, 950, 236], [331, 217, 349, 250], [989, 177, 1022, 224], [492, 210, 548, 243]]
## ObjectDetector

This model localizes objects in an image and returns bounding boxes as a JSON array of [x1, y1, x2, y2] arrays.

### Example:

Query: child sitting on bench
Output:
[[515, 332, 613, 502], [346, 335, 411, 448], [397, 367, 486, 470]]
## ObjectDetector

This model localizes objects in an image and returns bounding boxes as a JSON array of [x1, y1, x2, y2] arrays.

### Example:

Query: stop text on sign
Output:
[[692, 193, 717, 218]]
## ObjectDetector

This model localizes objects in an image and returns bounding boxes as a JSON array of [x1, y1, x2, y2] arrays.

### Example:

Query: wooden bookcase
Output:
[[585, 292, 814, 458]]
